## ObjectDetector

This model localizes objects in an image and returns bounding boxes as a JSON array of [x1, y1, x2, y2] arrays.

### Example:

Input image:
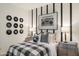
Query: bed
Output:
[[6, 33, 58, 56], [6, 41, 58, 56]]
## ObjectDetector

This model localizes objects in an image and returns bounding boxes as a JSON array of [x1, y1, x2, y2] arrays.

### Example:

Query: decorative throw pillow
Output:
[[40, 33, 48, 43], [33, 34, 39, 43], [48, 33, 56, 43]]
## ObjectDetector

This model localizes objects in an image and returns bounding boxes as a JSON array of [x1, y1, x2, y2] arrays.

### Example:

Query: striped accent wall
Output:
[[31, 3, 72, 42]]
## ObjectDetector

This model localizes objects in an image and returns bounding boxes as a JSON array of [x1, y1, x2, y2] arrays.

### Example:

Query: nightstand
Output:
[[57, 42, 78, 56]]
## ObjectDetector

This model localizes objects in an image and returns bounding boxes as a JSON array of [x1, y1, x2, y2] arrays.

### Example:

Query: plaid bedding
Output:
[[6, 42, 49, 56]]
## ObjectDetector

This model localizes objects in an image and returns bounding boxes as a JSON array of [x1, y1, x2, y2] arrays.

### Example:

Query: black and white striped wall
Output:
[[31, 3, 72, 42]]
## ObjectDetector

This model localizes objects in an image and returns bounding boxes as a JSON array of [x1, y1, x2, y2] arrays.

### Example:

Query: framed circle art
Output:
[[19, 18, 23, 22], [13, 23, 18, 28], [6, 15, 12, 21], [6, 29, 12, 35], [14, 17, 18, 22], [19, 24, 23, 28], [13, 29, 18, 34], [19, 29, 23, 34], [6, 22, 12, 28]]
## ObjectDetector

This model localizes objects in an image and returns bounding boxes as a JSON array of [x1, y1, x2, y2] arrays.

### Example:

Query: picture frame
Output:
[[19, 18, 23, 22], [38, 12, 58, 30], [13, 29, 18, 34], [19, 29, 23, 34], [13, 23, 18, 28], [6, 29, 12, 35], [14, 17, 18, 22], [19, 24, 23, 28], [6, 15, 12, 21], [6, 22, 12, 28]]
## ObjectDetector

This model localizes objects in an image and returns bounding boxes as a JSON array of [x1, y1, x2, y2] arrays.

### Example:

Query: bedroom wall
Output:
[[0, 3, 79, 55], [0, 3, 48, 55], [30, 3, 70, 42], [72, 3, 79, 43], [30, 3, 79, 44], [0, 4, 29, 54]]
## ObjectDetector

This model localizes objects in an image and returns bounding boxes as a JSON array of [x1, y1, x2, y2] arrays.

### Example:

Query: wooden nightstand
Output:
[[57, 42, 78, 56]]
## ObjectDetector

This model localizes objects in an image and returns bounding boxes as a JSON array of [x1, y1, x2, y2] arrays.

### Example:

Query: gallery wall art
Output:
[[14, 17, 18, 22], [6, 15, 24, 35], [6, 15, 12, 21], [6, 22, 12, 28], [38, 12, 58, 30], [19, 18, 23, 22], [6, 29, 12, 35]]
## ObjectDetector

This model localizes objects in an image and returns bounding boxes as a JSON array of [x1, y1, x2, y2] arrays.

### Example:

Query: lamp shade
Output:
[[61, 26, 69, 32], [29, 27, 34, 32], [29, 26, 36, 32]]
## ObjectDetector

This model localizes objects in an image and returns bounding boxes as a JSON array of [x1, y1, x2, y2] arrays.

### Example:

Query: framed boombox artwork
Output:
[[38, 12, 58, 30]]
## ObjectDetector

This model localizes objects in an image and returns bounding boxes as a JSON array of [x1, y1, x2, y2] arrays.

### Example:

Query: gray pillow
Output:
[[40, 33, 48, 43]]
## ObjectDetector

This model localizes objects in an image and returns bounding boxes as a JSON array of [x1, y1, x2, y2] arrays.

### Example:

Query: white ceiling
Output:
[[0, 3, 48, 10], [13, 3, 48, 9]]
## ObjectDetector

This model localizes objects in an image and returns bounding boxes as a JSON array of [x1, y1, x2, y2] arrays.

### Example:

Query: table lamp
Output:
[[62, 26, 69, 43], [29, 26, 36, 36]]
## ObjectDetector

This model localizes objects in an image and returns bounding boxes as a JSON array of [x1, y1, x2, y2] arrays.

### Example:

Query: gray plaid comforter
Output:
[[6, 42, 49, 56]]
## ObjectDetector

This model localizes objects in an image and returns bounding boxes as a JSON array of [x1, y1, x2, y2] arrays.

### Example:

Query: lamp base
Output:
[[64, 41, 67, 43], [64, 32, 67, 43]]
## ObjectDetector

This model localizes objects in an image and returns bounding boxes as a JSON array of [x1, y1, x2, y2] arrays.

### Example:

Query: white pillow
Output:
[[48, 33, 56, 43]]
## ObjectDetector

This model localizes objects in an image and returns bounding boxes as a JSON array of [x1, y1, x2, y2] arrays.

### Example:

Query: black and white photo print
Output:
[[39, 12, 58, 30]]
